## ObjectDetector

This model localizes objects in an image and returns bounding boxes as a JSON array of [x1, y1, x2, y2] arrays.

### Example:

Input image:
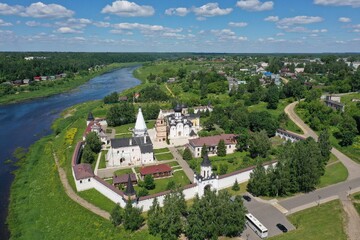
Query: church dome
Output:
[[174, 104, 182, 113]]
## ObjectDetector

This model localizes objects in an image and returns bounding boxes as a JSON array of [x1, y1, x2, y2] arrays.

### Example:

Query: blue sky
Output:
[[0, 0, 359, 52]]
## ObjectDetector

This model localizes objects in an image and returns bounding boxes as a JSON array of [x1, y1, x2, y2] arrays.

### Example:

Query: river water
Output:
[[0, 66, 141, 239]]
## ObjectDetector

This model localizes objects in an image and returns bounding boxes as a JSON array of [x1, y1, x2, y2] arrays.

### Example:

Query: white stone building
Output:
[[188, 134, 237, 157], [106, 108, 154, 167]]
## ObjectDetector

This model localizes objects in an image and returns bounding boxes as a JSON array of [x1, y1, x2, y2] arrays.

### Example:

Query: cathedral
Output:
[[155, 104, 199, 142], [106, 108, 154, 167]]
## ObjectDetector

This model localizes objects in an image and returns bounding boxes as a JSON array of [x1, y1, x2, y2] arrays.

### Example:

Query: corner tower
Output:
[[194, 152, 219, 197]]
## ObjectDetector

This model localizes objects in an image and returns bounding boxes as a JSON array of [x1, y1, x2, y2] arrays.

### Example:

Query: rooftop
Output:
[[73, 163, 94, 180], [189, 134, 237, 147], [140, 164, 172, 176]]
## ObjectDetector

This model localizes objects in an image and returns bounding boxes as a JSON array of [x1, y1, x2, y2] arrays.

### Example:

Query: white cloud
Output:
[[101, 1, 154, 17], [193, 3, 233, 17], [236, 0, 274, 11], [25, 21, 51, 27], [113, 22, 164, 31], [93, 21, 111, 28], [22, 2, 74, 18], [211, 28, 248, 41], [335, 40, 346, 44], [55, 27, 82, 34], [0, 2, 74, 18], [0, 19, 12, 26], [0, 3, 24, 15], [312, 28, 327, 33], [264, 16, 279, 22], [165, 7, 190, 16], [338, 17, 351, 22], [55, 18, 92, 29], [314, 0, 360, 8], [277, 16, 323, 26], [276, 32, 285, 36], [228, 22, 248, 27]]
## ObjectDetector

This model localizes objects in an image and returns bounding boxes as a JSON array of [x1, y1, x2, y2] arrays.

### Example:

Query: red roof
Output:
[[189, 134, 237, 147], [73, 163, 94, 180], [84, 121, 101, 136], [140, 164, 172, 176]]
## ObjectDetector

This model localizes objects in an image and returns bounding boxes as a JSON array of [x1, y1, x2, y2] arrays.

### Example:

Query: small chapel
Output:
[[106, 108, 154, 167]]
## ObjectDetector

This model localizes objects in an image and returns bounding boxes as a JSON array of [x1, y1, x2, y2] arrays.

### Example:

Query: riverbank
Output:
[[0, 62, 141, 105], [2, 66, 143, 239]]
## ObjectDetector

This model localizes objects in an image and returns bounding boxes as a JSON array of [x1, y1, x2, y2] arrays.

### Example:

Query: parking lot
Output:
[[241, 194, 295, 239]]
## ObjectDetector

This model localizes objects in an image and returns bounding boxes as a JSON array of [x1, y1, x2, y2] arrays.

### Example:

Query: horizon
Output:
[[0, 0, 359, 52]]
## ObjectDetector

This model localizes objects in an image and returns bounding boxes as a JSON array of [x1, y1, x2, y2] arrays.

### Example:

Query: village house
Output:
[[73, 163, 95, 191], [139, 164, 172, 180], [83, 112, 109, 144], [188, 134, 237, 157], [324, 96, 345, 112]]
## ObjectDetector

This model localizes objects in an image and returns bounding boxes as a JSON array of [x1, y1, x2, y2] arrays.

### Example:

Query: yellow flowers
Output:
[[65, 128, 78, 145]]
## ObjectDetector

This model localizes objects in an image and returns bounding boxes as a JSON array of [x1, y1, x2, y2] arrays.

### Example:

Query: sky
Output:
[[0, 0, 359, 53]]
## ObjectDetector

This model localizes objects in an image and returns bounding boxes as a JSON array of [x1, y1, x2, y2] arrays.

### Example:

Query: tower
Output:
[[195, 152, 219, 197], [200, 152, 212, 179], [133, 108, 147, 137], [174, 104, 182, 118], [124, 174, 136, 200], [86, 112, 94, 126], [155, 110, 167, 142]]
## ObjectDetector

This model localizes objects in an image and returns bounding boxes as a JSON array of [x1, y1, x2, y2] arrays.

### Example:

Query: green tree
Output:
[[266, 84, 279, 109], [144, 174, 155, 190], [337, 114, 358, 146], [217, 139, 226, 157], [85, 132, 102, 153], [182, 147, 193, 161], [123, 200, 144, 231], [137, 188, 148, 197], [201, 144, 207, 158], [106, 102, 135, 127], [166, 180, 176, 190], [318, 130, 332, 162], [249, 111, 279, 137], [232, 179, 240, 191], [148, 198, 163, 236], [248, 130, 271, 158], [103, 91, 119, 104], [110, 205, 123, 226], [247, 163, 268, 196], [81, 145, 95, 164], [236, 129, 249, 151], [219, 163, 228, 175], [351, 68, 360, 91]]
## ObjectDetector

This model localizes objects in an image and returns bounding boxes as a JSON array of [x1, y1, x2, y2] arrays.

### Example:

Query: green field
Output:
[[99, 150, 108, 169], [220, 181, 248, 196], [153, 148, 170, 154], [7, 137, 159, 240], [135, 170, 191, 195], [155, 152, 174, 161], [78, 189, 117, 213], [270, 200, 347, 240], [114, 168, 134, 176], [317, 161, 348, 188]]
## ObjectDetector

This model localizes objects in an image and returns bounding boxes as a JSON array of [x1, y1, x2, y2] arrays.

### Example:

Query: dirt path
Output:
[[165, 83, 175, 97], [52, 152, 110, 220], [169, 147, 194, 183], [341, 197, 360, 240]]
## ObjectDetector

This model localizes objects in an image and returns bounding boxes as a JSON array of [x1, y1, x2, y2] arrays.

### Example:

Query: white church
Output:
[[106, 108, 154, 167]]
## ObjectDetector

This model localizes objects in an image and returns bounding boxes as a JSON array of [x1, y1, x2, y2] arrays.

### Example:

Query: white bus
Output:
[[245, 213, 268, 238]]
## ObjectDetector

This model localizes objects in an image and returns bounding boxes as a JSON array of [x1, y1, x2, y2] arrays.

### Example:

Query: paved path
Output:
[[169, 147, 194, 183], [52, 152, 110, 220], [280, 76, 289, 84], [283, 100, 360, 240], [284, 101, 360, 180]]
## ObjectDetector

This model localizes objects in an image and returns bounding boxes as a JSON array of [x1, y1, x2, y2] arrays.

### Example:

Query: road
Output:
[[282, 100, 360, 240], [169, 147, 195, 183]]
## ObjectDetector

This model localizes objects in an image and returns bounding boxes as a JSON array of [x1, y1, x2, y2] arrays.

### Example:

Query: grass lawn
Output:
[[153, 147, 170, 154], [220, 181, 248, 196], [114, 168, 134, 176], [191, 151, 260, 174], [270, 200, 347, 240], [112, 120, 156, 135], [167, 161, 179, 167], [155, 152, 174, 161], [135, 170, 191, 195], [328, 153, 338, 164], [99, 150, 108, 169], [8, 137, 159, 240], [351, 192, 360, 215], [317, 161, 348, 188], [77, 189, 117, 213]]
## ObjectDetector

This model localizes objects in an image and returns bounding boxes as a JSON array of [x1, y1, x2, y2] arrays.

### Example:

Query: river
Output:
[[0, 66, 141, 239]]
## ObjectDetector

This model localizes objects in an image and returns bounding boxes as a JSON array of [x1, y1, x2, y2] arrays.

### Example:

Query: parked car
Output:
[[243, 195, 251, 202], [276, 223, 288, 233]]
